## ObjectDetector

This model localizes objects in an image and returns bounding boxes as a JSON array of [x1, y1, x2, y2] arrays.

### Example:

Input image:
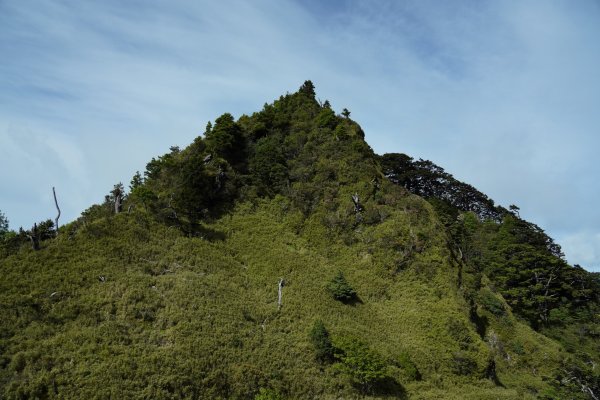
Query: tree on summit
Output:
[[0, 209, 9, 239], [299, 80, 315, 97], [109, 183, 125, 214], [130, 171, 143, 191], [205, 113, 246, 170]]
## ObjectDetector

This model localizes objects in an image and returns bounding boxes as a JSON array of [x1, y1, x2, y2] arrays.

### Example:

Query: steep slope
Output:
[[0, 82, 598, 399]]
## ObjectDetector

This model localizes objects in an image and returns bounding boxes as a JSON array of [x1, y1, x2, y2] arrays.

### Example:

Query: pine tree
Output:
[[327, 271, 357, 302], [309, 320, 334, 362], [0, 210, 8, 238]]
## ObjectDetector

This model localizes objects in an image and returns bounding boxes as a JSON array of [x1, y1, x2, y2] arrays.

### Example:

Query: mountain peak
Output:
[[1, 84, 598, 399]]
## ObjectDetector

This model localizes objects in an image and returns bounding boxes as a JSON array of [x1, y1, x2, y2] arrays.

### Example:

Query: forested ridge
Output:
[[1, 81, 598, 399]]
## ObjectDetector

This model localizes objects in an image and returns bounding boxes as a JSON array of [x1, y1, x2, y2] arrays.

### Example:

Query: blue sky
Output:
[[1, 0, 600, 271]]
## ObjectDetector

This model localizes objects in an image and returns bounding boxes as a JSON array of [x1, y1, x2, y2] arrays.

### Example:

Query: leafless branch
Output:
[[53, 187, 61, 232]]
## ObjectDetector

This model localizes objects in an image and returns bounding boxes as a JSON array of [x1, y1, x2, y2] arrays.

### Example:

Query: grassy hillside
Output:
[[1, 82, 598, 399]]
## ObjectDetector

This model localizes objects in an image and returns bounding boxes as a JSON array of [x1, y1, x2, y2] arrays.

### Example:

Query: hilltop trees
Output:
[[1, 81, 599, 399], [109, 183, 125, 214], [299, 80, 315, 97], [205, 113, 246, 170], [0, 210, 61, 256], [0, 210, 8, 238], [381, 151, 600, 336], [128, 172, 155, 211], [249, 135, 288, 196], [130, 171, 143, 191], [132, 129, 241, 233], [380, 153, 503, 221]]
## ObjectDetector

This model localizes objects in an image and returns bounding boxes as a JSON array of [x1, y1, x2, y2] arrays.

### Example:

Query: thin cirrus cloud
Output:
[[0, 0, 599, 271]]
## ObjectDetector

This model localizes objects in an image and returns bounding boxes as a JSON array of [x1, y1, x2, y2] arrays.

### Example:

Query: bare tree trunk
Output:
[[351, 193, 362, 213], [586, 386, 598, 400], [52, 187, 61, 232], [28, 223, 40, 251], [114, 193, 122, 214], [278, 278, 285, 310], [166, 193, 178, 220]]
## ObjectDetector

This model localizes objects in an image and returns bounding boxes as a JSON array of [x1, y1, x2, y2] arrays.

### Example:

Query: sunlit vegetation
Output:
[[0, 81, 598, 399]]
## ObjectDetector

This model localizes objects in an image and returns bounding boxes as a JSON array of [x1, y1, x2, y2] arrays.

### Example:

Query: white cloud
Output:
[[558, 231, 600, 272], [1, 0, 599, 270]]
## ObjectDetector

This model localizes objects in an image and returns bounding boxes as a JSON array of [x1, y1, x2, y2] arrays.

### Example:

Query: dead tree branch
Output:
[[351, 193, 363, 213], [52, 187, 61, 232], [278, 278, 285, 311], [27, 223, 40, 251]]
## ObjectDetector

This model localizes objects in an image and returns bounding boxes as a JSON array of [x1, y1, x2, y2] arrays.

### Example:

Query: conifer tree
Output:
[[0, 210, 8, 239], [299, 80, 315, 97], [327, 271, 357, 302], [205, 113, 246, 169], [309, 320, 334, 362]]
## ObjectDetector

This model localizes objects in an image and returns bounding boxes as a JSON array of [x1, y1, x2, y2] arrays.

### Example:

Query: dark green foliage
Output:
[[35, 219, 55, 241], [299, 80, 315, 98], [129, 185, 157, 211], [0, 209, 8, 238], [452, 351, 478, 376], [396, 352, 421, 381], [549, 356, 600, 400], [249, 135, 288, 196], [108, 182, 125, 213], [315, 107, 337, 129], [171, 145, 216, 222], [382, 152, 600, 332], [204, 113, 246, 170], [380, 153, 504, 221], [0, 219, 55, 257], [334, 337, 389, 393], [137, 136, 239, 232], [130, 171, 143, 191], [447, 317, 475, 350], [327, 271, 357, 302], [476, 216, 597, 329], [477, 289, 506, 317], [309, 320, 334, 362]]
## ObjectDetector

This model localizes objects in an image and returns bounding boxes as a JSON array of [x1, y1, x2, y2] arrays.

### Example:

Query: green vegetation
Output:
[[0, 210, 8, 238], [309, 320, 334, 363], [254, 388, 283, 400], [0, 82, 598, 399], [333, 337, 391, 393], [327, 271, 357, 303]]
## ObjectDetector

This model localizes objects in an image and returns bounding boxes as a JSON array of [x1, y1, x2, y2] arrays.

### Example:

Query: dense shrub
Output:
[[396, 352, 421, 381], [334, 337, 388, 393], [309, 320, 334, 362], [478, 290, 506, 316], [327, 271, 356, 303], [254, 388, 283, 400]]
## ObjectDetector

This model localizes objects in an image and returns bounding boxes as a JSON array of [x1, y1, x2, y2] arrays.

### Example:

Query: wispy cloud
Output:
[[1, 0, 599, 271]]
